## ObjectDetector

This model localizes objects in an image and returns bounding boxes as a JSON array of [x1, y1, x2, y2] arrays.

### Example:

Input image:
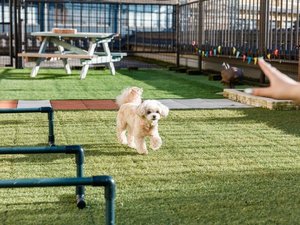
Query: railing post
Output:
[[45, 107, 55, 145], [13, 0, 23, 69], [298, 43, 300, 81], [176, 4, 180, 67], [259, 0, 267, 84], [198, 0, 203, 71]]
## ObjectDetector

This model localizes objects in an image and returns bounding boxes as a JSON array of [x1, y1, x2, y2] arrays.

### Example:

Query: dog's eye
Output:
[[147, 111, 151, 114], [156, 111, 159, 113]]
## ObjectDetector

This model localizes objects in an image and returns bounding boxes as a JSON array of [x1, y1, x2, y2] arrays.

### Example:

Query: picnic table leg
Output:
[[58, 45, 72, 75], [80, 65, 89, 80], [80, 42, 97, 80], [103, 42, 116, 75], [31, 37, 49, 78], [30, 61, 42, 78]]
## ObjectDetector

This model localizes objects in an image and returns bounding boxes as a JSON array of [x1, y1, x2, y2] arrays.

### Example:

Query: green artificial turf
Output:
[[0, 109, 299, 225], [0, 68, 225, 100]]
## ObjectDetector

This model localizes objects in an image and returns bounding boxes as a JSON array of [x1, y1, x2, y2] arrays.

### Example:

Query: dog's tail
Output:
[[116, 87, 143, 107]]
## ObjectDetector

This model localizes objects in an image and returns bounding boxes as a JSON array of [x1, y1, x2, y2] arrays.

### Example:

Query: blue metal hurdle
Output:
[[0, 145, 86, 208], [0, 107, 55, 145], [0, 107, 116, 224], [0, 176, 116, 225]]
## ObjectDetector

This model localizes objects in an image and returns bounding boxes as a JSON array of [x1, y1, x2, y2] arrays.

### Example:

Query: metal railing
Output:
[[0, 0, 299, 67], [180, 0, 299, 62]]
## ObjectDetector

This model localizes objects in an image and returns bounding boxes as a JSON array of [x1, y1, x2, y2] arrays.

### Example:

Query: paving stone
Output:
[[223, 89, 299, 110], [1, 98, 254, 111], [17, 100, 51, 108], [158, 99, 190, 109], [159, 98, 252, 109], [0, 100, 18, 109], [50, 100, 87, 110]]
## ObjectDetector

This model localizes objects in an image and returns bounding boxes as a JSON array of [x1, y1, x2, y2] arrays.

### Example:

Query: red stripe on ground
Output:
[[0, 100, 18, 109], [50, 100, 119, 110], [50, 100, 88, 110], [82, 100, 118, 110]]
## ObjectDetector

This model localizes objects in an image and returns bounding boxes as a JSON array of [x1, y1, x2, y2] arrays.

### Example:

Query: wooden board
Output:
[[18, 52, 94, 59], [52, 28, 77, 34]]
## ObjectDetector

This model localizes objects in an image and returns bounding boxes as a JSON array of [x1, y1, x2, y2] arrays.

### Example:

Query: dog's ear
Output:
[[159, 102, 169, 118], [136, 102, 146, 117]]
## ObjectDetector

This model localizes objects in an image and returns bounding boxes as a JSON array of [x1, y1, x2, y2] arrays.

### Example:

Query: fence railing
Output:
[[180, 0, 299, 62], [0, 0, 299, 68]]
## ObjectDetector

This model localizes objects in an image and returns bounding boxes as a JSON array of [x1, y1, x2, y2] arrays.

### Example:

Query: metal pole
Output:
[[46, 107, 55, 145], [13, 0, 22, 68], [75, 147, 85, 208], [259, 0, 267, 83], [13, 0, 18, 68], [0, 145, 80, 154], [0, 107, 55, 146], [298, 45, 300, 81], [8, 0, 14, 66], [0, 176, 116, 225], [176, 4, 180, 67], [198, 0, 202, 71], [0, 145, 86, 208]]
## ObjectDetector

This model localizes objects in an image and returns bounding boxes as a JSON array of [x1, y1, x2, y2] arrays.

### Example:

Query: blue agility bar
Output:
[[0, 176, 116, 225], [0, 107, 55, 145], [0, 145, 85, 208]]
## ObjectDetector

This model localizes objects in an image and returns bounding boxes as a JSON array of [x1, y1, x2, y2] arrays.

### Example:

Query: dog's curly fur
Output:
[[116, 87, 169, 155]]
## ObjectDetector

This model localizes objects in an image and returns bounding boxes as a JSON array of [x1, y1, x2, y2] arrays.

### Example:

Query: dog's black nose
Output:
[[152, 115, 156, 120]]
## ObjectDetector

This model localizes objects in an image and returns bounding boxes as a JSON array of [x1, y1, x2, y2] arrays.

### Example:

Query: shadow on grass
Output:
[[118, 69, 224, 99], [0, 67, 225, 99], [117, 169, 299, 225], [198, 108, 300, 138], [0, 154, 298, 225], [2, 167, 298, 225], [0, 69, 72, 80], [0, 197, 102, 225], [86, 149, 137, 157], [0, 152, 72, 164], [245, 109, 300, 138]]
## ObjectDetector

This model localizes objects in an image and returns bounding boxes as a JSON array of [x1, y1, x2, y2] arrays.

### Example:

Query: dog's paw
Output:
[[137, 149, 148, 155], [138, 151, 148, 155], [128, 142, 136, 149], [151, 145, 161, 151], [117, 134, 128, 145], [118, 139, 128, 145], [150, 136, 162, 150]]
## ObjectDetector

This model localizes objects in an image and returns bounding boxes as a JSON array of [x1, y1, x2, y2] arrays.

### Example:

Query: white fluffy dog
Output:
[[116, 87, 169, 155]]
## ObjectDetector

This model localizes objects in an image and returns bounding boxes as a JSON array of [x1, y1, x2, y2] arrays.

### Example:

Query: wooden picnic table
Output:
[[18, 29, 126, 79]]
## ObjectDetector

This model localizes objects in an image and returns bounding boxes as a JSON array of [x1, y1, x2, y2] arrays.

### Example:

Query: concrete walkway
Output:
[[0, 99, 252, 110], [159, 98, 252, 109]]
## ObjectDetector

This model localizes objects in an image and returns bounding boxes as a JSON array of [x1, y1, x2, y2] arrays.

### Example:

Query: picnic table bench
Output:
[[18, 28, 126, 79]]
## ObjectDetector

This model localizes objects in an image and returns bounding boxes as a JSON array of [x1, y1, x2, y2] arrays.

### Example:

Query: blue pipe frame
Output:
[[0, 107, 55, 145], [0, 145, 86, 208], [0, 176, 116, 225]]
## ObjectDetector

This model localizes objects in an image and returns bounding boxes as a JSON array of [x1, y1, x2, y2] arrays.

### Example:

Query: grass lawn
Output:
[[0, 68, 227, 100], [0, 109, 299, 225]]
